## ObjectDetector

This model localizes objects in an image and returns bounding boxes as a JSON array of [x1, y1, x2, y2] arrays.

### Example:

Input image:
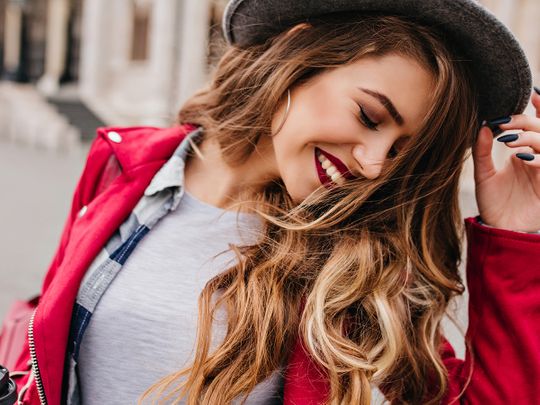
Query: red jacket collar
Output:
[[96, 124, 199, 173]]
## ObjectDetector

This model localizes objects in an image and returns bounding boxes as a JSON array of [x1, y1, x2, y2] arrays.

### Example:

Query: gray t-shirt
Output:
[[77, 191, 284, 404]]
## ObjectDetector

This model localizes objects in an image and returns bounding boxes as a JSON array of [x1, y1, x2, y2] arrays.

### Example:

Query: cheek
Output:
[[301, 96, 358, 141], [308, 93, 334, 120], [272, 142, 318, 196], [273, 140, 313, 177]]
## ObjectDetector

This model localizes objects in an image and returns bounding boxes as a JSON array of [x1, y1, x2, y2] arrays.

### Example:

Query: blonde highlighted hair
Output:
[[140, 13, 478, 404]]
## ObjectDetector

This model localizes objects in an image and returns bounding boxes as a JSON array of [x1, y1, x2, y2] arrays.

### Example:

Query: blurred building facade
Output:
[[0, 0, 538, 144], [0, 0, 227, 146]]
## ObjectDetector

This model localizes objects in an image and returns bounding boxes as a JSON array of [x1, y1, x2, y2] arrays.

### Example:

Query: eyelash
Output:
[[358, 105, 401, 157], [359, 106, 379, 131]]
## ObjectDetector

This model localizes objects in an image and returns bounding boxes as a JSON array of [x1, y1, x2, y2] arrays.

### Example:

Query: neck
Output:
[[183, 134, 277, 210]]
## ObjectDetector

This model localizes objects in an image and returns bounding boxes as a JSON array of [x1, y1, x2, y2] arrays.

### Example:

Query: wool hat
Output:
[[222, 0, 532, 123]]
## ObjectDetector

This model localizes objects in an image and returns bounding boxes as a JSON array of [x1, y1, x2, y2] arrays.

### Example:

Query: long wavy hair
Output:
[[139, 13, 479, 405]]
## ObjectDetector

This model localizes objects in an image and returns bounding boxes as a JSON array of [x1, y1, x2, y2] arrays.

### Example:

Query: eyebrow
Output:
[[358, 88, 405, 126]]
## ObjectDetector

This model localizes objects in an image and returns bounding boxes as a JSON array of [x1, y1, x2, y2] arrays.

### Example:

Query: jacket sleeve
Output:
[[40, 130, 121, 292], [9, 130, 121, 387], [442, 217, 540, 404], [283, 217, 540, 404]]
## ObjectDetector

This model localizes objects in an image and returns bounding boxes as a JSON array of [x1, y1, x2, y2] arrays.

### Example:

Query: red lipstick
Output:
[[314, 147, 356, 188], [315, 149, 333, 188], [315, 147, 356, 180]]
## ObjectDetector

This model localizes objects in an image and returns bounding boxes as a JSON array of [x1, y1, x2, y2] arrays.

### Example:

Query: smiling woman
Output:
[[171, 14, 480, 404], [182, 16, 454, 205], [7, 1, 540, 405], [270, 53, 435, 193]]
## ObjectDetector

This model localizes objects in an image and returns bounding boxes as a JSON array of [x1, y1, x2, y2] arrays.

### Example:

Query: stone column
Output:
[[3, 1, 23, 79], [37, 0, 70, 95], [147, 0, 178, 120], [107, 0, 133, 73], [176, 0, 211, 107], [79, 0, 113, 101]]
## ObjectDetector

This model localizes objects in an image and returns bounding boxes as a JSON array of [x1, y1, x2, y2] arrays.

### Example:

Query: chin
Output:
[[285, 184, 317, 204], [290, 194, 307, 204], [281, 171, 319, 204]]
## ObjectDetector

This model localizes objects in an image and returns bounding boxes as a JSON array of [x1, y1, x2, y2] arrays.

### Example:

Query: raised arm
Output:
[[442, 217, 540, 404]]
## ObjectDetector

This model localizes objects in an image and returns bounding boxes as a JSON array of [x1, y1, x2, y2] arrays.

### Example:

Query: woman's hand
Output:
[[472, 89, 540, 232]]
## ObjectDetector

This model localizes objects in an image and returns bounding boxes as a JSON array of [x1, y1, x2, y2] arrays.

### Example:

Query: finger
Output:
[[496, 131, 540, 153], [472, 125, 496, 183], [532, 87, 540, 119], [497, 114, 540, 133], [513, 151, 540, 167]]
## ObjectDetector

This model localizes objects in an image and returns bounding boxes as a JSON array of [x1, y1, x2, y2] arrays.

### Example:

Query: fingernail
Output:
[[534, 86, 540, 96], [496, 133, 519, 143], [487, 116, 512, 126], [516, 153, 535, 161]]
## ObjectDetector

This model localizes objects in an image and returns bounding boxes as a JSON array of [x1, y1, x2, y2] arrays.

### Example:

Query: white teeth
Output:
[[317, 150, 344, 184]]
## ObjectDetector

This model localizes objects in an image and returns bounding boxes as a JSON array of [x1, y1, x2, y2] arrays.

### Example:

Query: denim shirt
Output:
[[64, 127, 205, 403]]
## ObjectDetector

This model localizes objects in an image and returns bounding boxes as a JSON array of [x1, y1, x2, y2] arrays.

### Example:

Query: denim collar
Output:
[[143, 127, 204, 209]]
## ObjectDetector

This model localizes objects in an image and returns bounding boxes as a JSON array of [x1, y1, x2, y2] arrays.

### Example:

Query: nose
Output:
[[352, 143, 392, 180]]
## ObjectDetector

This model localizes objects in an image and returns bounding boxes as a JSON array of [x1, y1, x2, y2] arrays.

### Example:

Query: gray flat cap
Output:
[[223, 0, 532, 122]]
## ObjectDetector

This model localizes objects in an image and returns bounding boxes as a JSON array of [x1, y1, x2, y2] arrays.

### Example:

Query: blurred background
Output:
[[0, 0, 538, 359]]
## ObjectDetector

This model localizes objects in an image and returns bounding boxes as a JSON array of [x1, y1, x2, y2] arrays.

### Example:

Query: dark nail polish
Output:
[[534, 86, 540, 96], [487, 116, 512, 126], [497, 133, 519, 143], [516, 153, 535, 161]]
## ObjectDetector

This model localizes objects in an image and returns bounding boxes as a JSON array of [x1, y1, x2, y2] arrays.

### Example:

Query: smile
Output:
[[314, 147, 355, 188]]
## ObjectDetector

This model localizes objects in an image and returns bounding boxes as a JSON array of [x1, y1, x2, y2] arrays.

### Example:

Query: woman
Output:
[[8, 0, 540, 404]]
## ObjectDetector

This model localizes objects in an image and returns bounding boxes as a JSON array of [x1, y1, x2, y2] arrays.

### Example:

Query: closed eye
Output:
[[359, 105, 379, 131]]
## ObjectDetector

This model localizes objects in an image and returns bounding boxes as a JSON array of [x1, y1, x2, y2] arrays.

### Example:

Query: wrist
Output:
[[476, 215, 540, 234]]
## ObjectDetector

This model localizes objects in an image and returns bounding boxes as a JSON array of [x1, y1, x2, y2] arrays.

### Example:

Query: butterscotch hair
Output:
[[140, 13, 478, 405]]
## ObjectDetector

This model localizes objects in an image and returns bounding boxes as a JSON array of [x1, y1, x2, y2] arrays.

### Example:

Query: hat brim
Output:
[[223, 0, 531, 122]]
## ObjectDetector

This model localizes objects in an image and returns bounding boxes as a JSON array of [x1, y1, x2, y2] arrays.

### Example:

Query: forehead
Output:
[[327, 54, 436, 136]]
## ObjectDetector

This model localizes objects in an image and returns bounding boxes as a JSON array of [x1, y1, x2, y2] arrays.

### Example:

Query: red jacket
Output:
[[10, 125, 540, 404]]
